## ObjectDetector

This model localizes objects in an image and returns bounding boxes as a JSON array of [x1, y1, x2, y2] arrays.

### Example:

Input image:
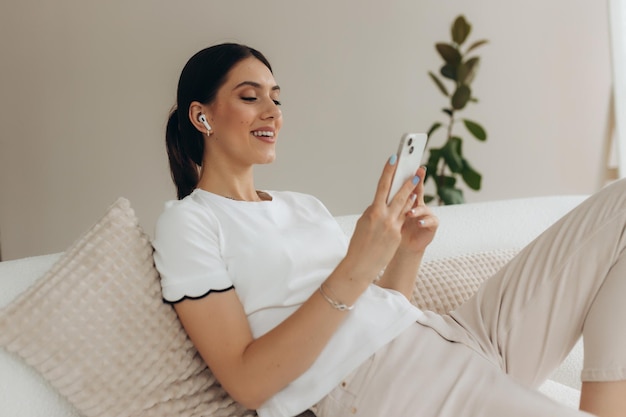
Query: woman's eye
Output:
[[241, 96, 280, 106]]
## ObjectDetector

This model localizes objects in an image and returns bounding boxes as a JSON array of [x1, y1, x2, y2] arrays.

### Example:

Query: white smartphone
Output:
[[387, 133, 427, 204]]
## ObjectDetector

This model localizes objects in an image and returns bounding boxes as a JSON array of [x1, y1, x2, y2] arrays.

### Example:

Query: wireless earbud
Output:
[[198, 114, 211, 133]]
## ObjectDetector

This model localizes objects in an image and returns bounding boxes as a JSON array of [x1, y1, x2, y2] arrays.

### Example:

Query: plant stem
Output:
[[436, 111, 455, 205], [446, 111, 455, 142]]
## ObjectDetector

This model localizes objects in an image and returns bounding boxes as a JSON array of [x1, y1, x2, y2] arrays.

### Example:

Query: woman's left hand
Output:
[[399, 166, 439, 253]]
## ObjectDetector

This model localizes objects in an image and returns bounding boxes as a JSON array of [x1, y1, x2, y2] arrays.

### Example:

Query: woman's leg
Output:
[[450, 178, 626, 415], [580, 381, 626, 416], [577, 231, 626, 416], [317, 324, 591, 417]]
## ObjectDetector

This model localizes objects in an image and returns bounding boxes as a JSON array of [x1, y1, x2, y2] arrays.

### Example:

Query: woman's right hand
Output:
[[343, 155, 420, 284]]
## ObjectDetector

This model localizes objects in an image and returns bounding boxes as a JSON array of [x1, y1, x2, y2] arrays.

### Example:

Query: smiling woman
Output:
[[152, 42, 626, 417]]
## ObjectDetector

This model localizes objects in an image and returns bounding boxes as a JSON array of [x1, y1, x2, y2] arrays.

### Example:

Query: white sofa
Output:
[[0, 195, 589, 416]]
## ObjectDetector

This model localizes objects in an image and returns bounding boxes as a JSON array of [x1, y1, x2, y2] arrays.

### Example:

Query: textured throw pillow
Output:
[[0, 198, 253, 417], [412, 249, 519, 314]]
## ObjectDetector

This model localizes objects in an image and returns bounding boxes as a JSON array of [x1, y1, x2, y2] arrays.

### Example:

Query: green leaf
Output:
[[437, 175, 457, 187], [438, 185, 465, 205], [442, 137, 464, 173], [428, 71, 449, 96], [451, 15, 471, 46], [436, 43, 462, 65], [461, 160, 482, 190], [466, 39, 489, 54], [424, 194, 435, 204], [457, 57, 480, 85], [424, 169, 436, 184], [451, 85, 471, 110], [442, 108, 453, 117], [463, 119, 487, 141], [427, 122, 442, 139], [424, 148, 442, 183], [426, 148, 441, 167], [427, 147, 442, 165], [440, 63, 456, 81]]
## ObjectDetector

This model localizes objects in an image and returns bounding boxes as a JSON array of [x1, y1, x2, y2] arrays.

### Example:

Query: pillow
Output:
[[412, 248, 519, 314], [0, 198, 254, 417]]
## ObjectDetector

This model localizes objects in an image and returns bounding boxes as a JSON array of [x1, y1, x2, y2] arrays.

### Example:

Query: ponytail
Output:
[[165, 107, 204, 199]]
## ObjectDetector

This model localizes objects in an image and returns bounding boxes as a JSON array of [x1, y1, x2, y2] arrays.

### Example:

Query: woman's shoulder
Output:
[[272, 190, 325, 206], [155, 191, 219, 233], [271, 191, 335, 218]]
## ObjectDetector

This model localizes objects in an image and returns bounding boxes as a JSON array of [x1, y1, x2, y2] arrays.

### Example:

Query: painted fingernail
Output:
[[412, 176, 420, 185], [418, 219, 425, 226], [410, 193, 417, 201], [389, 154, 397, 166]]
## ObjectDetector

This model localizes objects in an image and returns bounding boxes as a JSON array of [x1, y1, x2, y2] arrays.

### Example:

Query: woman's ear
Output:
[[189, 102, 211, 135]]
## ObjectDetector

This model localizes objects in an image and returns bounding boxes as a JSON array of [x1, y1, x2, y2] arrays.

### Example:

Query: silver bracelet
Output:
[[319, 283, 354, 311]]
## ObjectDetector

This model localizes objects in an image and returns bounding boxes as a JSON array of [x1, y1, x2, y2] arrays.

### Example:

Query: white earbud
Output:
[[198, 114, 212, 133]]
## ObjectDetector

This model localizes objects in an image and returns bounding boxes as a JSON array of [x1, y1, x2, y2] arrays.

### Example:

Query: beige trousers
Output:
[[317, 178, 626, 417]]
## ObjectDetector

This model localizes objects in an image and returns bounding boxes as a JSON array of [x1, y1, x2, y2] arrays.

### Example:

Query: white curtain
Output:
[[609, 0, 626, 178]]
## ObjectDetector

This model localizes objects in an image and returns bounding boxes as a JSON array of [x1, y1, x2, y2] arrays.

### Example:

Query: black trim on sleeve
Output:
[[162, 285, 235, 305]]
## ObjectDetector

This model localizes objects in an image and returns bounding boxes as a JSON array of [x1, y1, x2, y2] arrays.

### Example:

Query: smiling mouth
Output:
[[251, 131, 275, 137]]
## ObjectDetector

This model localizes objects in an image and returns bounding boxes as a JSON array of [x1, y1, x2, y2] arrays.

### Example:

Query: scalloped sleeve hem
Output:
[[160, 272, 234, 304], [162, 285, 234, 304]]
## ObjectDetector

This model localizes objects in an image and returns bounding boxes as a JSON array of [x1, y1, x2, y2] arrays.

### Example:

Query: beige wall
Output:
[[0, 0, 611, 260]]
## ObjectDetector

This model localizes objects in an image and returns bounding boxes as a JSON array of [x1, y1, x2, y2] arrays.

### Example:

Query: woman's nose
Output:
[[262, 98, 281, 120]]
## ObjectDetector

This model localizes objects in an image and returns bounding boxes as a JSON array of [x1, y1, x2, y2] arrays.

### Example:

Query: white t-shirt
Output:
[[152, 189, 423, 417]]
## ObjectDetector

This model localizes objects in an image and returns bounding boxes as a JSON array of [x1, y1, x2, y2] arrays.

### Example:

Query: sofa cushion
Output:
[[0, 198, 253, 417], [413, 248, 518, 313]]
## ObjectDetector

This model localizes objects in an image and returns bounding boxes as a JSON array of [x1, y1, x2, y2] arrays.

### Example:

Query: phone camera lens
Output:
[[408, 137, 413, 146], [409, 146, 414, 154]]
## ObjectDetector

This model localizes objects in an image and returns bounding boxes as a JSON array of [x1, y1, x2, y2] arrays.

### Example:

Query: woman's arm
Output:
[[174, 157, 419, 410], [376, 247, 425, 300], [174, 258, 368, 410]]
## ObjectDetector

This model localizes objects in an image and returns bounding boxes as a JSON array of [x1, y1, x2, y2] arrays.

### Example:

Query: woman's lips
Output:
[[251, 130, 276, 143]]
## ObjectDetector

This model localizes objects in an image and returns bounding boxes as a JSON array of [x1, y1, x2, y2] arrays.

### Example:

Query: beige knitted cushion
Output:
[[0, 198, 253, 417], [413, 249, 519, 314], [0, 197, 519, 417]]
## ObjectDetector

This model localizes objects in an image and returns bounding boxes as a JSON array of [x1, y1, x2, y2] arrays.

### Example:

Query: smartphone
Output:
[[387, 133, 427, 204]]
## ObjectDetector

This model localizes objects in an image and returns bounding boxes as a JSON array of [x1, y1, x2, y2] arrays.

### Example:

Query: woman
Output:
[[153, 43, 626, 417]]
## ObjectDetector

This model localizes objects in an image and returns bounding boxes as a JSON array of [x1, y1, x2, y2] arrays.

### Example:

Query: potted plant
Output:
[[425, 15, 488, 205]]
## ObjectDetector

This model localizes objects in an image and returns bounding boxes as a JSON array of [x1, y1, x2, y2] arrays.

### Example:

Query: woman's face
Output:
[[205, 57, 282, 167]]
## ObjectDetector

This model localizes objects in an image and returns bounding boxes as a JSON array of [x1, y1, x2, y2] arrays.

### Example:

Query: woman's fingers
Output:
[[374, 157, 427, 215], [373, 154, 399, 204], [403, 193, 418, 216], [406, 209, 438, 226], [416, 216, 438, 228], [350, 160, 430, 278], [413, 166, 427, 206], [389, 174, 421, 215]]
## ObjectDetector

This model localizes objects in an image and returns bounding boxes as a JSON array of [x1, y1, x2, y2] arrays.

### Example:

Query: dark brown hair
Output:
[[166, 43, 273, 199]]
